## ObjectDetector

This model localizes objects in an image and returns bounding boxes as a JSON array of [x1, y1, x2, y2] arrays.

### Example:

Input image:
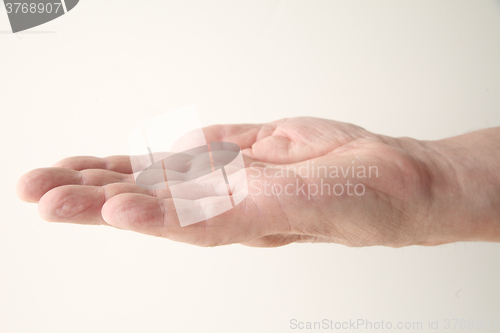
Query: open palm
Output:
[[17, 117, 434, 247]]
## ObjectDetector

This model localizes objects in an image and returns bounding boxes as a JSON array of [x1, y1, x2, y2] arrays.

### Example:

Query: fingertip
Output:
[[250, 136, 294, 163], [16, 171, 35, 203], [17, 168, 82, 203], [101, 193, 165, 233], [37, 191, 56, 222], [100, 195, 118, 227], [37, 187, 66, 222], [17, 169, 52, 203], [37, 186, 100, 223]]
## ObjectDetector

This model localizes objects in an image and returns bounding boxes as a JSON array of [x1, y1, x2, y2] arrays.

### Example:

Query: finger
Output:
[[202, 124, 263, 149], [53, 153, 181, 179], [38, 183, 155, 225], [134, 124, 264, 172], [101, 191, 289, 247], [50, 124, 263, 173], [49, 124, 264, 177], [17, 168, 81, 203], [246, 118, 364, 163], [250, 135, 297, 163], [17, 167, 134, 203], [53, 155, 134, 174], [247, 134, 334, 164]]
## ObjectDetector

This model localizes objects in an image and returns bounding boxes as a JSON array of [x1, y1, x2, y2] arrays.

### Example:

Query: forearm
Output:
[[420, 127, 500, 244]]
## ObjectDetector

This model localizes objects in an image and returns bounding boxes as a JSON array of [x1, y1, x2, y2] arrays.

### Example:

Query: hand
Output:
[[16, 117, 500, 247]]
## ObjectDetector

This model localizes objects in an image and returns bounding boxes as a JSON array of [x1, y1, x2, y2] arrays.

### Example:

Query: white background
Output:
[[1, 1, 500, 332]]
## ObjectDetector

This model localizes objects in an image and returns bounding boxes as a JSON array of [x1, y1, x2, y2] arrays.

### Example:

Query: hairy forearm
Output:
[[417, 127, 500, 244]]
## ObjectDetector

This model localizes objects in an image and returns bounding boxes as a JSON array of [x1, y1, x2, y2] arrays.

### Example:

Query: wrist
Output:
[[419, 128, 500, 244]]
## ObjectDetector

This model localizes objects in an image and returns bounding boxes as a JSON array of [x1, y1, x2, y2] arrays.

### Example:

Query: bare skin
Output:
[[16, 117, 500, 247]]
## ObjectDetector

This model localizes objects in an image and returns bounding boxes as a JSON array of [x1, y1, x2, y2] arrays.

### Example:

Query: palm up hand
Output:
[[17, 117, 434, 247]]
